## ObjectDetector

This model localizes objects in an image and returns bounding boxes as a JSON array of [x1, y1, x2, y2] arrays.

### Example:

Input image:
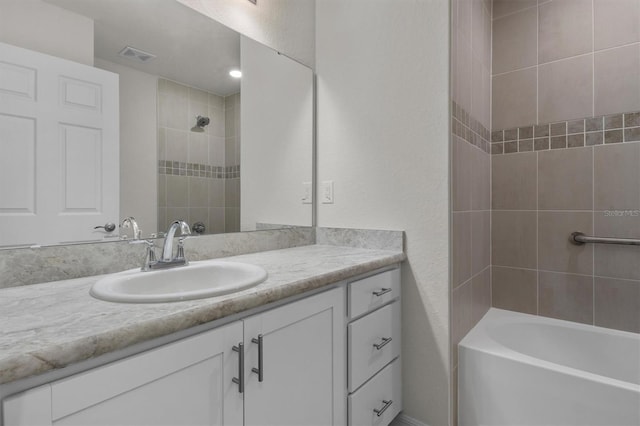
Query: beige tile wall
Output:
[[451, 0, 492, 423], [157, 79, 242, 235], [491, 142, 640, 333], [490, 0, 640, 335], [492, 0, 640, 129], [224, 93, 241, 232]]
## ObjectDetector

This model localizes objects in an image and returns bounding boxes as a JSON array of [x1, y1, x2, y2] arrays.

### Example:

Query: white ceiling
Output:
[[45, 0, 241, 96]]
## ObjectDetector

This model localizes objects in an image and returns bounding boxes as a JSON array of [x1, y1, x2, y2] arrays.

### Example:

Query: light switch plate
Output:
[[302, 182, 312, 204], [321, 181, 334, 204]]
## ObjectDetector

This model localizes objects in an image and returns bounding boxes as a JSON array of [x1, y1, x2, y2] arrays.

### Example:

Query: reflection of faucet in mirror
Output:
[[146, 220, 191, 270], [120, 217, 141, 240]]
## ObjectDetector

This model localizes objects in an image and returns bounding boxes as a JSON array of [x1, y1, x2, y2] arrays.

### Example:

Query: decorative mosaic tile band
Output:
[[451, 101, 491, 154], [225, 165, 240, 179], [158, 161, 240, 179], [491, 111, 640, 155]]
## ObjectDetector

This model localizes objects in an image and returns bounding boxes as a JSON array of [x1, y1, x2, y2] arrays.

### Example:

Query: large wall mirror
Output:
[[0, 0, 313, 248]]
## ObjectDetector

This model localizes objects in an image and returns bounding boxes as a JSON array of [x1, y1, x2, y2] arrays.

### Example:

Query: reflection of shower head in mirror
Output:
[[191, 115, 210, 132]]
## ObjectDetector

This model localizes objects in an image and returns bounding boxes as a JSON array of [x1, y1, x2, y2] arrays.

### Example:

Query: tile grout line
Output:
[[591, 0, 596, 122], [491, 40, 640, 78], [536, 0, 539, 126], [489, 0, 493, 313], [492, 4, 539, 22], [536, 149, 539, 316], [592, 138, 596, 325]]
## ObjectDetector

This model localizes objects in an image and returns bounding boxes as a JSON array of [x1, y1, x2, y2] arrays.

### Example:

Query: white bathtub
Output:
[[459, 308, 640, 425]]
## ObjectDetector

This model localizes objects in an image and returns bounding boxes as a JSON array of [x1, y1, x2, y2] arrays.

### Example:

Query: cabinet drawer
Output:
[[348, 301, 401, 391], [349, 359, 402, 426], [349, 269, 400, 319]]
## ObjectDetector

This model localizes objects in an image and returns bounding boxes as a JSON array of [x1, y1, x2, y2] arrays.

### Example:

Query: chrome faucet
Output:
[[120, 217, 141, 240], [145, 220, 191, 270]]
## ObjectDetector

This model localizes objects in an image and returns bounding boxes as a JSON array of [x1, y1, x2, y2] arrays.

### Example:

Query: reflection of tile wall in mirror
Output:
[[157, 78, 241, 235]]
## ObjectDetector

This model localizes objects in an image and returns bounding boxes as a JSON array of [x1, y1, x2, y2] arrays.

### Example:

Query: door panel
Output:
[[0, 41, 118, 246]]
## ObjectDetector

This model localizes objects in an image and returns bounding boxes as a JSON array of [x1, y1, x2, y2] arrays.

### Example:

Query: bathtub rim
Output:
[[458, 308, 640, 392]]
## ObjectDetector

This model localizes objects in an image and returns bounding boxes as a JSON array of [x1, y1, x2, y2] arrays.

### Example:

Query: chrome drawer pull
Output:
[[373, 399, 393, 417], [251, 334, 264, 382], [373, 337, 392, 350], [372, 288, 392, 297], [232, 343, 244, 393]]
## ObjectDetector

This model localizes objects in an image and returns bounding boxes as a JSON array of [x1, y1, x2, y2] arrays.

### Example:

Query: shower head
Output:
[[191, 115, 210, 132]]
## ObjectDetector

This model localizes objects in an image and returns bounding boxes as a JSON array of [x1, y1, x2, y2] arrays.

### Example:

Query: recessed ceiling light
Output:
[[229, 70, 242, 78]]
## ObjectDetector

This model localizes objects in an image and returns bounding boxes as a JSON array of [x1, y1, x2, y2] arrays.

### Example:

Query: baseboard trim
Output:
[[392, 413, 429, 426]]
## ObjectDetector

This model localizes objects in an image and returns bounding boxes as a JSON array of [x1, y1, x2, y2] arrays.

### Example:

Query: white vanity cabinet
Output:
[[3, 286, 345, 426], [4, 321, 244, 426], [243, 286, 345, 426], [347, 268, 402, 426], [2, 265, 402, 426]]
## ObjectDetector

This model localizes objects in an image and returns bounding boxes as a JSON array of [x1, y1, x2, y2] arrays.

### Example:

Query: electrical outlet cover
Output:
[[321, 181, 334, 204]]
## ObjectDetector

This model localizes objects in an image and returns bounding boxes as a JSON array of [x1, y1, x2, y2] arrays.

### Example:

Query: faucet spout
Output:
[[160, 220, 191, 262]]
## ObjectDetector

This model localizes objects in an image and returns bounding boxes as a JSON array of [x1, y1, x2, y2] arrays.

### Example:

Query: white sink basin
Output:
[[90, 260, 268, 303]]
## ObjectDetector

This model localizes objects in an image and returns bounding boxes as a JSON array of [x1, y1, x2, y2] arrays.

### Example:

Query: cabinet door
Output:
[[243, 287, 346, 426], [3, 322, 243, 426]]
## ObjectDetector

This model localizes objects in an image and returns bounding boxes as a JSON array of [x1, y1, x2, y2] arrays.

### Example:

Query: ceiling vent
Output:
[[118, 46, 156, 63]]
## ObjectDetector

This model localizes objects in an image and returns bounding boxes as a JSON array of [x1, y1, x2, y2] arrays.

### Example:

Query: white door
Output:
[[2, 322, 244, 426], [243, 287, 346, 426], [0, 41, 119, 247]]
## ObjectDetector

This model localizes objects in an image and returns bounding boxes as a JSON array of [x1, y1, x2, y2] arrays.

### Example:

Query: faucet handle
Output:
[[130, 239, 157, 271], [176, 237, 187, 262], [147, 244, 157, 263]]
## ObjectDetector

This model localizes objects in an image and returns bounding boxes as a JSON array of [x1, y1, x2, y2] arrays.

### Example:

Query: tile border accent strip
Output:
[[491, 112, 640, 155], [158, 161, 240, 179], [452, 101, 491, 154]]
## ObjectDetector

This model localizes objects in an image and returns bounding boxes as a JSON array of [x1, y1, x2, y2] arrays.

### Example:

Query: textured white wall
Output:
[[95, 59, 158, 238], [316, 1, 451, 424], [240, 36, 313, 230], [178, 0, 315, 69], [0, 0, 93, 66]]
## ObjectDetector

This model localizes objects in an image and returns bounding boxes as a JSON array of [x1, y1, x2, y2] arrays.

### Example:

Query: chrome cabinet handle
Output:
[[251, 334, 264, 382], [373, 337, 392, 350], [373, 399, 393, 417], [232, 343, 244, 393], [372, 288, 392, 297]]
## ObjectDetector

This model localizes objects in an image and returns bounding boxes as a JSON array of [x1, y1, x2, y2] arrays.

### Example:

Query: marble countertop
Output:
[[0, 244, 404, 385]]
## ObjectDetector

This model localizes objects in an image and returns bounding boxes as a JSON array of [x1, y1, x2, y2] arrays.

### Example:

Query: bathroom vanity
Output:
[[0, 245, 404, 426]]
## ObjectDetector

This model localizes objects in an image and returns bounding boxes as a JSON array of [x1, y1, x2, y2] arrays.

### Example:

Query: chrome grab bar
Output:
[[570, 232, 640, 246]]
